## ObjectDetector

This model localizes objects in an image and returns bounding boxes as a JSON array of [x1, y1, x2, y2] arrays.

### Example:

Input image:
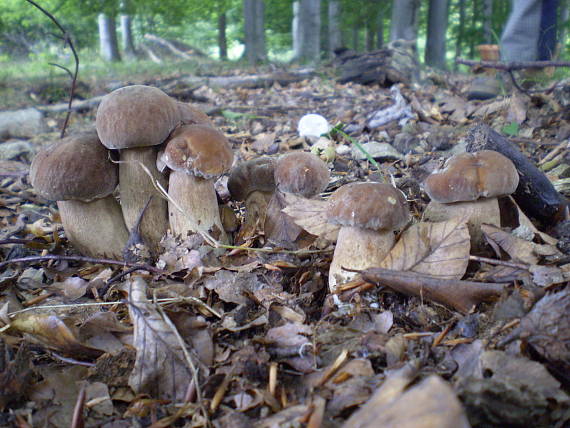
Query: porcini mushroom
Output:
[[227, 157, 276, 240], [162, 124, 234, 242], [177, 101, 214, 127], [30, 131, 129, 258], [327, 182, 410, 292], [264, 151, 330, 247], [96, 84, 179, 254], [423, 150, 519, 250]]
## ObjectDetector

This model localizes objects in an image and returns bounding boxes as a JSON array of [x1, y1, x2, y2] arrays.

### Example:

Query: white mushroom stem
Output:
[[168, 171, 228, 243], [423, 197, 500, 253], [329, 226, 395, 293], [119, 147, 168, 254], [57, 197, 129, 259]]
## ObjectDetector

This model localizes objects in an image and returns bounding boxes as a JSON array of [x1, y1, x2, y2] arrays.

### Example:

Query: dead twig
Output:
[[0, 254, 165, 274]]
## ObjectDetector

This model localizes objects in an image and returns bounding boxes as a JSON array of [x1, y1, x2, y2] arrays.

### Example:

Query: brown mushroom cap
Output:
[[327, 182, 410, 231], [163, 124, 234, 179], [227, 157, 276, 201], [274, 152, 330, 197], [30, 131, 118, 201], [96, 85, 179, 149], [424, 150, 519, 203], [177, 102, 214, 127]]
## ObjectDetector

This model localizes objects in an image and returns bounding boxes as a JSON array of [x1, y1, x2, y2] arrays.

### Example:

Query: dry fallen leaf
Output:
[[281, 192, 339, 241], [380, 219, 470, 280], [128, 277, 198, 401], [481, 224, 561, 265]]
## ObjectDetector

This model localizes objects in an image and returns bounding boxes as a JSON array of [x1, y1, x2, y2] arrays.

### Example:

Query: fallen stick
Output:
[[361, 267, 506, 314]]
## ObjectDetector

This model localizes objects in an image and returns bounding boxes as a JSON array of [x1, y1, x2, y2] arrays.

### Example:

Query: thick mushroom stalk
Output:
[[326, 182, 410, 293], [163, 124, 234, 243], [96, 85, 181, 254], [423, 150, 519, 251], [30, 131, 129, 258], [57, 198, 129, 258]]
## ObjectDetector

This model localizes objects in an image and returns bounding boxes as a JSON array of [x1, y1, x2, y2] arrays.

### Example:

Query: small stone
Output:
[[351, 141, 403, 161]]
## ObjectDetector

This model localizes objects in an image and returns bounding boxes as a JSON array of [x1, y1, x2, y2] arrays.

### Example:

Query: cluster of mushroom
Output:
[[30, 85, 233, 258]]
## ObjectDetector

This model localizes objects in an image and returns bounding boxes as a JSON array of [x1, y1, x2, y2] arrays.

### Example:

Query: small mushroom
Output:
[[96, 85, 179, 254], [227, 157, 276, 240], [327, 182, 410, 292], [163, 124, 234, 242], [264, 152, 330, 248], [30, 131, 129, 258], [423, 150, 519, 250]]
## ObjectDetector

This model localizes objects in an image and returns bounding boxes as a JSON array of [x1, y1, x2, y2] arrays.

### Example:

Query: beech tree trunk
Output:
[[328, 0, 342, 56], [390, 0, 419, 41], [218, 11, 228, 59], [243, 0, 266, 65], [120, 14, 136, 58], [98, 13, 121, 62], [454, 0, 466, 70], [376, 4, 384, 49], [425, 0, 449, 69], [295, 0, 321, 64], [482, 0, 493, 44]]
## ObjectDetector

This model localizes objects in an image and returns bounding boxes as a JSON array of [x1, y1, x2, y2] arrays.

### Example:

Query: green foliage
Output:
[[501, 122, 520, 137]]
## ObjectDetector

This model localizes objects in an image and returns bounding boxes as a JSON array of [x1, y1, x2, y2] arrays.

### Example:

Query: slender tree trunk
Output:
[[469, 1, 478, 58], [328, 0, 342, 56], [243, 0, 266, 65], [366, 15, 375, 51], [98, 13, 121, 62], [352, 24, 359, 50], [425, 0, 449, 69], [120, 15, 136, 58], [218, 11, 228, 59], [559, 0, 569, 54], [390, 0, 419, 41], [376, 4, 384, 49], [293, 1, 301, 59], [454, 0, 466, 70], [482, 0, 493, 43], [295, 0, 321, 63]]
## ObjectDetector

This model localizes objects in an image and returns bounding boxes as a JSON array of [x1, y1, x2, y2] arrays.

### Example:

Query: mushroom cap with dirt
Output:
[[423, 150, 519, 251], [327, 182, 410, 292], [96, 84, 180, 255], [228, 157, 276, 240], [163, 124, 234, 242], [30, 130, 129, 258], [264, 151, 330, 247]]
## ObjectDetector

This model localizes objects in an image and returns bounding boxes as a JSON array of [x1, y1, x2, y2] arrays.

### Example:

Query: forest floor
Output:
[[0, 56, 570, 427]]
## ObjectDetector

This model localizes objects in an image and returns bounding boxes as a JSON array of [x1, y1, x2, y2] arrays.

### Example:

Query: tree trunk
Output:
[[425, 0, 449, 69], [559, 0, 569, 55], [328, 0, 342, 56], [482, 0, 493, 44], [218, 11, 228, 59], [98, 13, 121, 62], [243, 0, 266, 65], [390, 0, 419, 41], [376, 4, 384, 49], [454, 0, 466, 70], [120, 14, 136, 58], [366, 15, 375, 51], [352, 24, 359, 50], [295, 0, 321, 64]]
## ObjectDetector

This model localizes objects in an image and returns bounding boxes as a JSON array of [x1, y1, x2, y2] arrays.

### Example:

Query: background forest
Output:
[[0, 0, 569, 80]]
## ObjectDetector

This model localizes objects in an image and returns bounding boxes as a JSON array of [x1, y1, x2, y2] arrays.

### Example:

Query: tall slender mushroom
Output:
[[162, 124, 234, 242], [264, 152, 330, 248], [96, 85, 179, 255], [30, 131, 129, 258], [423, 150, 519, 250], [327, 182, 410, 292]]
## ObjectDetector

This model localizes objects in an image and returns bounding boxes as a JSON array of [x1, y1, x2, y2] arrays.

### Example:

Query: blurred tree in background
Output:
[[0, 0, 568, 68]]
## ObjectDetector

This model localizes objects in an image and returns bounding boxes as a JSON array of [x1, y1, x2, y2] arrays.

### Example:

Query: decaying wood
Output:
[[465, 124, 567, 224], [143, 34, 207, 60], [361, 267, 506, 313], [36, 96, 104, 113]]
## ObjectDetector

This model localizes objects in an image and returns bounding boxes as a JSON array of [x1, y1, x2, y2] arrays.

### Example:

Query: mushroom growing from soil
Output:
[[30, 131, 129, 258], [227, 157, 276, 240], [264, 151, 330, 248], [162, 124, 234, 242], [96, 84, 179, 255], [327, 182, 410, 292], [423, 150, 519, 250]]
